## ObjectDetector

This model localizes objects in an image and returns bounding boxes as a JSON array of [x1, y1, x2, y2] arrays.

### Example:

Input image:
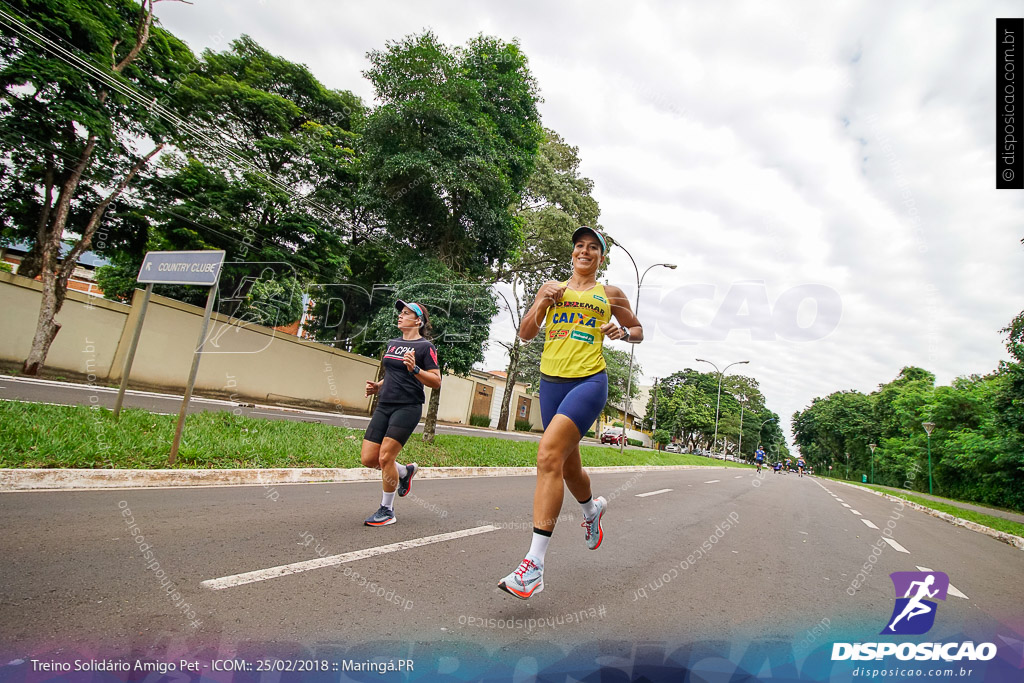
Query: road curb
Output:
[[0, 464, 737, 492], [831, 479, 1024, 552]]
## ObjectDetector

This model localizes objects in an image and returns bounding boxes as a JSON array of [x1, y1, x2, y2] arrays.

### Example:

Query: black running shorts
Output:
[[363, 403, 422, 446]]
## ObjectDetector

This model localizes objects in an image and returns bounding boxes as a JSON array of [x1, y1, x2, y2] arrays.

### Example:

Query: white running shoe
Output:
[[498, 558, 544, 599], [582, 496, 607, 550]]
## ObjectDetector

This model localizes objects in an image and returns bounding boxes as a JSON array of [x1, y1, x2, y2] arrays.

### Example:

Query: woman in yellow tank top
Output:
[[499, 226, 643, 599]]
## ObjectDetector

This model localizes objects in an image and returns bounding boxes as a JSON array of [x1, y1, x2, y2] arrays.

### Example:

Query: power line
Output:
[[0, 2, 352, 231]]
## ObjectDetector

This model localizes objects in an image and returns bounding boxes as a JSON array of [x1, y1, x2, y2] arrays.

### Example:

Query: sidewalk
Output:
[[821, 476, 1024, 525], [0, 464, 734, 491], [866, 483, 1024, 525]]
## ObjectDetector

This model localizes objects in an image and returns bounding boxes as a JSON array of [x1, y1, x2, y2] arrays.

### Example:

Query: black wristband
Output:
[[412, 365, 421, 375]]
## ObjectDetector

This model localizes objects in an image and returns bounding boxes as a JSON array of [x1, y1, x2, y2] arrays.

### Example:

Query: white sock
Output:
[[381, 491, 396, 510], [579, 497, 598, 520], [526, 531, 551, 566], [396, 463, 408, 478]]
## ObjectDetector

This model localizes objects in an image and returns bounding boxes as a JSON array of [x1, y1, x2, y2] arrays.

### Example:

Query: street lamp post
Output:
[[868, 443, 877, 484], [922, 422, 935, 494], [845, 452, 850, 480], [615, 243, 676, 454], [737, 399, 745, 461], [696, 358, 750, 457], [652, 377, 659, 449]]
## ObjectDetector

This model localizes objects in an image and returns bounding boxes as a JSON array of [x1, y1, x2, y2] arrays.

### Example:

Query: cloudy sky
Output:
[[157, 1, 1024, 447]]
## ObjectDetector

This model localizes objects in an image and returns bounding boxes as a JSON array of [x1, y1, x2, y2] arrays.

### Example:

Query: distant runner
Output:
[[754, 445, 765, 473]]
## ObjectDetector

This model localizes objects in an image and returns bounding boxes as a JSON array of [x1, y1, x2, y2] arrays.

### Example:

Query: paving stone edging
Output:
[[0, 464, 734, 492], [832, 479, 1024, 552]]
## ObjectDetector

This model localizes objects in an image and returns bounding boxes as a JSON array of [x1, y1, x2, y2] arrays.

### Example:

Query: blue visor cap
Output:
[[395, 300, 423, 318], [572, 226, 607, 254]]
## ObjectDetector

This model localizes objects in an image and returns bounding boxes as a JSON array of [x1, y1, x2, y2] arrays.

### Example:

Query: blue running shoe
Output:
[[582, 496, 607, 550], [498, 558, 544, 599], [398, 462, 418, 497], [364, 505, 396, 526]]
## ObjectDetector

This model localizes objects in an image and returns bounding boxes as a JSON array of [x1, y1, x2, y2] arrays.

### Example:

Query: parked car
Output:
[[601, 428, 626, 445], [665, 443, 681, 453]]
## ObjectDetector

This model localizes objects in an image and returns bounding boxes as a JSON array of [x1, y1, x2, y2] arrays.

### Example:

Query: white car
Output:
[[665, 443, 681, 453]]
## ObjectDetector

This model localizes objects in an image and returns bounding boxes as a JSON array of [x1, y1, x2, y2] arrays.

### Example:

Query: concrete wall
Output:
[[0, 273, 543, 427], [0, 271, 128, 379], [430, 374, 475, 424]]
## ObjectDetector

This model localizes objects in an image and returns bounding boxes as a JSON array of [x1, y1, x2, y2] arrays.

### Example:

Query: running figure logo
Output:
[[881, 571, 949, 635]]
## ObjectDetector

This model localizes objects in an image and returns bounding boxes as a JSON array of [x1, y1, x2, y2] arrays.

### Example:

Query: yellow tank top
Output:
[[539, 282, 612, 378]]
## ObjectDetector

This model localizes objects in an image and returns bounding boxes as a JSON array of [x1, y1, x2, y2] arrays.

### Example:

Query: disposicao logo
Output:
[[832, 570, 997, 663], [883, 571, 947, 636]]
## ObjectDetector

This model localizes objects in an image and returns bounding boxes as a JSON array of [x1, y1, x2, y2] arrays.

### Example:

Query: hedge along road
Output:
[[2, 467, 1020, 666]]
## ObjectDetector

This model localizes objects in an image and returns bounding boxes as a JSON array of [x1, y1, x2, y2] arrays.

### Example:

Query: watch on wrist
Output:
[[412, 365, 421, 375], [621, 326, 631, 342]]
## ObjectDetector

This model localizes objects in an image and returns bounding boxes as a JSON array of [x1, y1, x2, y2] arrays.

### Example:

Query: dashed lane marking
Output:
[[881, 537, 910, 554], [916, 566, 969, 599], [862, 519, 880, 529], [202, 525, 499, 590], [635, 489, 673, 497]]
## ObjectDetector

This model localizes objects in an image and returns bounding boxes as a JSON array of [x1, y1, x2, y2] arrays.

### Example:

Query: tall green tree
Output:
[[602, 346, 642, 432], [496, 128, 603, 429], [96, 35, 365, 329], [0, 0, 194, 373], [361, 31, 543, 274], [646, 369, 720, 451]]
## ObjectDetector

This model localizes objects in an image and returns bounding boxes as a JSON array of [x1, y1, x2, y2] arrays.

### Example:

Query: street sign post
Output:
[[137, 250, 226, 286], [113, 250, 225, 465]]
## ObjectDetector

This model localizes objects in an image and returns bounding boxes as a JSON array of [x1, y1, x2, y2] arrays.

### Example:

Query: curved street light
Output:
[[695, 358, 750, 457], [868, 443, 877, 485], [922, 422, 935, 494], [615, 242, 676, 454]]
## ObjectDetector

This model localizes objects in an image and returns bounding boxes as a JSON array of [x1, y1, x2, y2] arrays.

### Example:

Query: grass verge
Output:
[[0, 400, 749, 470], [857, 483, 1024, 538]]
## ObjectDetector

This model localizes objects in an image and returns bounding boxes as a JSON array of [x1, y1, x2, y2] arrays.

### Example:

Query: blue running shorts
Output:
[[539, 371, 609, 437]]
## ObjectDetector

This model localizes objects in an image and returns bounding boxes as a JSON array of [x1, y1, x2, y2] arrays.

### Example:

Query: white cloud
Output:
[[156, 1, 1024, 448]]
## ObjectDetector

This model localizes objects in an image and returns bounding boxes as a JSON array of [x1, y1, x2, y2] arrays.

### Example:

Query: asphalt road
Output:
[[2, 468, 1022, 677]]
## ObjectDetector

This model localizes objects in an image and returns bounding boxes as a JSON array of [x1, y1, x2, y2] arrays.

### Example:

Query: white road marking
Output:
[[836, 499, 844, 502], [915, 566, 969, 599], [202, 525, 499, 590], [704, 480, 720, 484], [861, 519, 880, 529], [842, 503, 851, 508], [734, 475, 743, 479], [881, 537, 910, 554], [851, 510, 861, 515], [635, 489, 673, 498]]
